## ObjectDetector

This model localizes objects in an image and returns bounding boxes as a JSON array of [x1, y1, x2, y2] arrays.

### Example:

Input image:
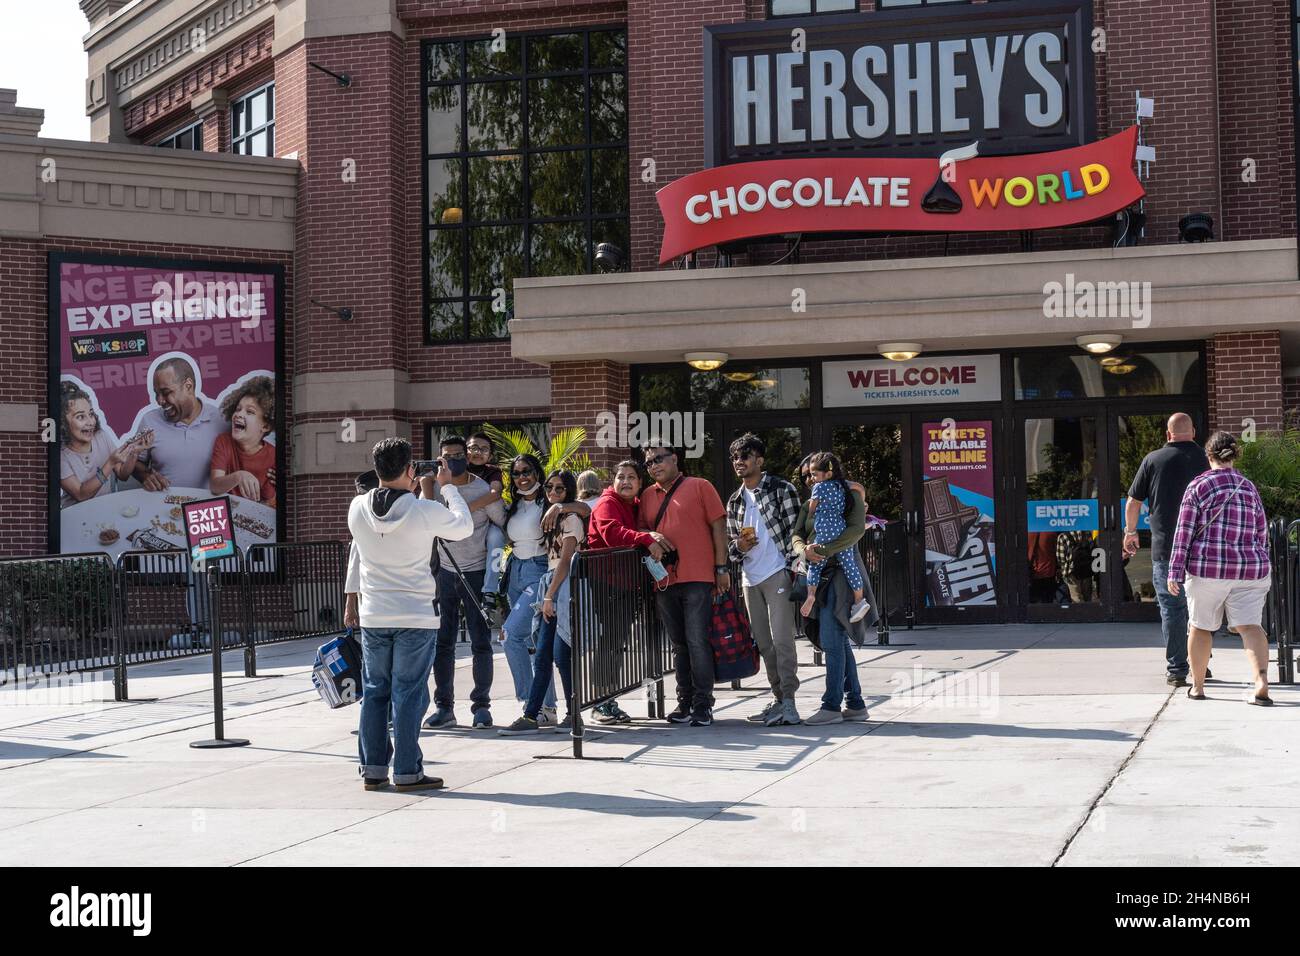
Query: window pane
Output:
[[530, 221, 587, 276], [468, 154, 523, 222], [427, 41, 462, 83], [588, 30, 626, 70], [815, 0, 858, 9], [428, 158, 464, 224], [1015, 351, 1202, 400], [770, 0, 812, 12], [428, 299, 465, 342], [528, 76, 585, 147], [591, 148, 627, 214], [589, 73, 626, 144], [469, 225, 525, 296], [250, 131, 268, 157], [528, 33, 583, 73], [469, 299, 511, 340], [426, 85, 462, 154], [193, 126, 203, 150], [467, 35, 522, 77], [231, 101, 245, 138], [691, 366, 811, 410], [467, 81, 521, 151], [249, 90, 268, 130], [529, 150, 585, 218], [428, 229, 464, 298]]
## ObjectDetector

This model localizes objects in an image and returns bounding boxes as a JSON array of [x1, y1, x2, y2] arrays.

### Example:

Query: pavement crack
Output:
[[1051, 686, 1176, 866]]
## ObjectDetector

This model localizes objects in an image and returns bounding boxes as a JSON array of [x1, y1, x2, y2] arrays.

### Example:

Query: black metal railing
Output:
[[1270, 518, 1299, 684], [568, 547, 672, 755], [0, 541, 347, 699]]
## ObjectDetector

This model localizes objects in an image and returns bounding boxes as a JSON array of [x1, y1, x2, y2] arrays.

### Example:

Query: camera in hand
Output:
[[413, 459, 439, 477]]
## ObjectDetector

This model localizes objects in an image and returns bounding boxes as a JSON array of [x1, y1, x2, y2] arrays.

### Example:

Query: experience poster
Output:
[[48, 253, 283, 555], [921, 419, 996, 607]]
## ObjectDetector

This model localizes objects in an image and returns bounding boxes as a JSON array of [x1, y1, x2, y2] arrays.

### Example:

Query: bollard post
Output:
[[191, 561, 249, 749]]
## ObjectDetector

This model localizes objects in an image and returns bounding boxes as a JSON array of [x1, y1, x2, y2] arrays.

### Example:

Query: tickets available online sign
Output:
[[655, 127, 1144, 263]]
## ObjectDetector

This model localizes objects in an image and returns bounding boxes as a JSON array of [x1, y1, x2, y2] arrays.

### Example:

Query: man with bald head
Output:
[[1124, 412, 1210, 685], [132, 356, 227, 491]]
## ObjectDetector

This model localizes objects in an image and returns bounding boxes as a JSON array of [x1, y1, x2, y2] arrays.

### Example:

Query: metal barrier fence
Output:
[[568, 547, 672, 756], [1270, 518, 1298, 684], [0, 541, 346, 699]]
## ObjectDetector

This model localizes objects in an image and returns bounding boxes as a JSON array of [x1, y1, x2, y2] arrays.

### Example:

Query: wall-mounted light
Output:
[[685, 352, 728, 371], [878, 342, 922, 361], [1179, 212, 1214, 242], [312, 299, 354, 322], [1076, 333, 1122, 354], [309, 62, 352, 88]]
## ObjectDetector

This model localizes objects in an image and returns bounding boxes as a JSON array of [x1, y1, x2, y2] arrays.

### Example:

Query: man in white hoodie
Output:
[[345, 437, 473, 791]]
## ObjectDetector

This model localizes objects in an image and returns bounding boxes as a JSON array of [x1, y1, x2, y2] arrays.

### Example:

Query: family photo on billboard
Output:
[[49, 254, 284, 556]]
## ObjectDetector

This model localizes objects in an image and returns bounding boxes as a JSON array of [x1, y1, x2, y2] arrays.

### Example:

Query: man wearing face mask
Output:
[[425, 435, 507, 731], [346, 438, 472, 791]]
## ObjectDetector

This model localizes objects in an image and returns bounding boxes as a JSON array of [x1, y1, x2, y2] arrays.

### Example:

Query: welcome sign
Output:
[[657, 127, 1142, 263], [824, 354, 1001, 408]]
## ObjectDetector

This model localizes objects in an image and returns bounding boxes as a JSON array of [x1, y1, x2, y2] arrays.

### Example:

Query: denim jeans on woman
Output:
[[524, 613, 573, 719], [358, 627, 437, 784], [502, 554, 556, 707], [818, 581, 865, 714]]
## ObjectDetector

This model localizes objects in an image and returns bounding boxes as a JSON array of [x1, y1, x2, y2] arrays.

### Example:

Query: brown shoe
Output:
[[394, 774, 444, 791]]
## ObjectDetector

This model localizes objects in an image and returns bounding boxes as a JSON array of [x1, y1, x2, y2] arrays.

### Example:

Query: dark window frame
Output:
[[231, 82, 275, 156], [766, 0, 859, 16], [421, 27, 629, 345], [155, 121, 204, 150], [423, 418, 552, 461]]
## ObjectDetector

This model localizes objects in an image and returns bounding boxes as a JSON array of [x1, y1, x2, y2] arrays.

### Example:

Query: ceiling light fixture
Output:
[[878, 342, 922, 361], [1076, 334, 1122, 354], [684, 352, 728, 371]]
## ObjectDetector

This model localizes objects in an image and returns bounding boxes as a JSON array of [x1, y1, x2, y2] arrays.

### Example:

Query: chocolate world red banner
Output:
[[656, 127, 1143, 264]]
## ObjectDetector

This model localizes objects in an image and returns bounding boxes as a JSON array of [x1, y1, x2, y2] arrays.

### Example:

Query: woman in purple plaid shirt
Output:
[[1166, 431, 1273, 705]]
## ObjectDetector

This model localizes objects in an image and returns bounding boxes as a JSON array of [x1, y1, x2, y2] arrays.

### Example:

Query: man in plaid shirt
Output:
[[1166, 431, 1273, 704], [727, 433, 804, 726]]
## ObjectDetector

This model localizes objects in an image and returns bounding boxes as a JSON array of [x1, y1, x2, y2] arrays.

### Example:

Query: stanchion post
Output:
[[191, 560, 249, 749]]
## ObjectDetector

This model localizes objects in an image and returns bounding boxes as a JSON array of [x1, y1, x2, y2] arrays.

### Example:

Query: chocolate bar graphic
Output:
[[923, 478, 980, 559], [127, 528, 176, 552]]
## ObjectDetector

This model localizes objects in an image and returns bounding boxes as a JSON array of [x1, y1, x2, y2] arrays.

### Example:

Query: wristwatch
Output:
[[1123, 528, 1138, 535], [714, 565, 728, 574]]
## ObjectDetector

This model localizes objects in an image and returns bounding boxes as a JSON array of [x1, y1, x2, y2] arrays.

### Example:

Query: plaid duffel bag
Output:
[[709, 591, 760, 683]]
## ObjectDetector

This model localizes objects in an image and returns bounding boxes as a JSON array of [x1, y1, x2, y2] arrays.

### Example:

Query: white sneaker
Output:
[[537, 706, 557, 729], [849, 599, 871, 623], [804, 707, 843, 725]]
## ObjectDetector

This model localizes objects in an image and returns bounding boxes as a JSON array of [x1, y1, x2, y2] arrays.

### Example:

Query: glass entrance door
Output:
[[1018, 409, 1109, 622]]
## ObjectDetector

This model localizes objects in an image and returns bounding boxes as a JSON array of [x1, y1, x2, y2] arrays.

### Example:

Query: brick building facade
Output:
[[1, 0, 1299, 624]]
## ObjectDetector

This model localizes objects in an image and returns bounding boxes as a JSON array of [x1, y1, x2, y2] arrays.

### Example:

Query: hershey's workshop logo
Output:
[[49, 886, 152, 936], [704, 0, 1094, 166]]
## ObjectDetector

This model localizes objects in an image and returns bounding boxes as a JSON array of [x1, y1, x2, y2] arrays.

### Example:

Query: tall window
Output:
[[876, 0, 977, 6], [156, 122, 203, 150], [769, 0, 855, 14], [232, 84, 275, 156], [423, 29, 629, 343]]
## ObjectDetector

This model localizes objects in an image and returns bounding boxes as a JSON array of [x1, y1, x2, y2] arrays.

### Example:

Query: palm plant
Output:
[[1237, 429, 1300, 521], [481, 424, 602, 503]]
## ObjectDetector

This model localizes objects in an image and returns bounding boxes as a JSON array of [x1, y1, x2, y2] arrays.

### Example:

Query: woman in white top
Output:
[[500, 470, 586, 734], [58, 380, 148, 508], [500, 453, 557, 716]]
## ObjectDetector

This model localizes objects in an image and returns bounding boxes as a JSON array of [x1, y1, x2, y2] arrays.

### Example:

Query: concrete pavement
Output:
[[1, 623, 1296, 866]]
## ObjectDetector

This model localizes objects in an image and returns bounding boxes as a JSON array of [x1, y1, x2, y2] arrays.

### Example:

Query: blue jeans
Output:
[[483, 524, 507, 595], [502, 555, 555, 707], [358, 627, 436, 784], [432, 568, 494, 713], [524, 614, 573, 719], [1152, 558, 1189, 677], [819, 583, 865, 713]]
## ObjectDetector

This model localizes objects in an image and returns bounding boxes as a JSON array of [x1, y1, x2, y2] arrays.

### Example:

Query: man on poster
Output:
[[131, 355, 227, 491]]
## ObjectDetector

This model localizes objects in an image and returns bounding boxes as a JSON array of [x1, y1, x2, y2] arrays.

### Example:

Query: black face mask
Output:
[[444, 456, 468, 478]]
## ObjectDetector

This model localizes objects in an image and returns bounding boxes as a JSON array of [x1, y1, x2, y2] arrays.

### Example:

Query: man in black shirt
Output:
[[1123, 413, 1210, 686]]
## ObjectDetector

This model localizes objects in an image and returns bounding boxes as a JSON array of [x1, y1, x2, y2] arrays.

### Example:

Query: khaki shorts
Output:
[[1184, 574, 1271, 631]]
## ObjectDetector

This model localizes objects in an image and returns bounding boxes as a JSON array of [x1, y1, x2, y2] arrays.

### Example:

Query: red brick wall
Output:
[[550, 360, 631, 468], [0, 236, 292, 557], [1206, 330, 1284, 435]]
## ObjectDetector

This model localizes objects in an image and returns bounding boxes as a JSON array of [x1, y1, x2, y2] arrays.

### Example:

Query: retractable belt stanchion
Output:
[[191, 559, 250, 749]]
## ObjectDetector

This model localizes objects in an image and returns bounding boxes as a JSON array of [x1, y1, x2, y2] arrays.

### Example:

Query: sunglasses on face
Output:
[[512, 468, 534, 478], [645, 453, 673, 466], [800, 473, 811, 483], [545, 483, 566, 493]]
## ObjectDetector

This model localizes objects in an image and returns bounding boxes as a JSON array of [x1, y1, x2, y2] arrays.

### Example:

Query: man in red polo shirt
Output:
[[638, 443, 730, 726]]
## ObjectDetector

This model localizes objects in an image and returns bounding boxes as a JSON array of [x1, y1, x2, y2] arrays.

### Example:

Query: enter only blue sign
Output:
[[1027, 500, 1098, 532]]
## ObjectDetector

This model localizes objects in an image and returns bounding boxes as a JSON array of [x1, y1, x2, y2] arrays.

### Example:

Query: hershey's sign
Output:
[[704, 0, 1094, 166]]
